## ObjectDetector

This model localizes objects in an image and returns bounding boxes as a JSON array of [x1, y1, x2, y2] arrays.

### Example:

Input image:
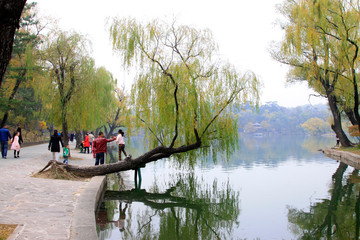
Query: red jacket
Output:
[[84, 135, 90, 147], [92, 137, 116, 156]]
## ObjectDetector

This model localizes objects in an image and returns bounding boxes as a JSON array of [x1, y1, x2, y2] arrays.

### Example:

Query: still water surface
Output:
[[96, 135, 360, 239]]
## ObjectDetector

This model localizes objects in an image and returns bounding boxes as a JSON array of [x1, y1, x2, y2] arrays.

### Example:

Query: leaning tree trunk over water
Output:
[[39, 137, 201, 178]]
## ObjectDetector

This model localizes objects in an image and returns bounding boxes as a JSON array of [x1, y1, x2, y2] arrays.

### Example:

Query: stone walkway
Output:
[[0, 142, 98, 240]]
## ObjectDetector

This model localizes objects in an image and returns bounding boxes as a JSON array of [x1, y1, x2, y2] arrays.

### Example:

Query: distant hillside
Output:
[[235, 102, 332, 135]]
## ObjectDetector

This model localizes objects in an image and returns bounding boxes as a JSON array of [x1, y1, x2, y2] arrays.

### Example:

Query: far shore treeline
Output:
[[238, 102, 334, 136]]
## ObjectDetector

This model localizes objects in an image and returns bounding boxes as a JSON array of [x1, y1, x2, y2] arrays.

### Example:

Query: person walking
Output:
[[70, 133, 75, 142], [92, 132, 116, 165], [116, 129, 127, 161], [335, 135, 340, 147], [48, 130, 64, 162], [10, 131, 21, 158], [83, 133, 90, 154], [88, 132, 95, 153], [0, 124, 12, 159], [13, 127, 23, 158]]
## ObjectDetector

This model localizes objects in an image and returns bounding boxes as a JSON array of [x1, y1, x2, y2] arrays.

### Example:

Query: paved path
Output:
[[0, 142, 97, 240]]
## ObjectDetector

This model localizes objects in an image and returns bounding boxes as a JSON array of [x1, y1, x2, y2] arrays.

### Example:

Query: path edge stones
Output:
[[70, 176, 106, 240]]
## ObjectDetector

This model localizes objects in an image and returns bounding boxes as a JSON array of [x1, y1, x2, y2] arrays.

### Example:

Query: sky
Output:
[[32, 0, 327, 108]]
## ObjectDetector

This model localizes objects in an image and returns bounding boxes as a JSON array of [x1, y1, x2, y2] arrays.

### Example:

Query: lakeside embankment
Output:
[[0, 142, 104, 240], [322, 148, 360, 169]]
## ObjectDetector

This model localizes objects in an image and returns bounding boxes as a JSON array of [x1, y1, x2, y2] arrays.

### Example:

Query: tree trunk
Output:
[[39, 139, 202, 178], [105, 123, 117, 139], [61, 108, 69, 146], [351, 70, 360, 128], [0, 0, 26, 89], [344, 107, 358, 126], [75, 129, 82, 149], [103, 107, 121, 138], [327, 92, 352, 147], [1, 71, 24, 127]]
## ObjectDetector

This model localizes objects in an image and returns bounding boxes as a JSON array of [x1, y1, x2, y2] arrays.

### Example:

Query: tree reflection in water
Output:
[[288, 162, 360, 239], [97, 172, 240, 239]]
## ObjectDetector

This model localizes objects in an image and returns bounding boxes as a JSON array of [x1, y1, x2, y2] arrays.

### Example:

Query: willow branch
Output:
[[138, 117, 164, 146], [200, 86, 244, 139]]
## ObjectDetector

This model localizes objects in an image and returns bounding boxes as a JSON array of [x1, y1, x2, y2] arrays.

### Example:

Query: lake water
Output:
[[96, 135, 360, 239]]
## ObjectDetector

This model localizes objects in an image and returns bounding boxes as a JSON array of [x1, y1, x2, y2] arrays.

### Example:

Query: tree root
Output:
[[34, 160, 85, 181]]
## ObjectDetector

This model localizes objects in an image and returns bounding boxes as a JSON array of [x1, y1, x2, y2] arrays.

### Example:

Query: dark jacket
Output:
[[0, 127, 11, 141], [48, 135, 63, 152]]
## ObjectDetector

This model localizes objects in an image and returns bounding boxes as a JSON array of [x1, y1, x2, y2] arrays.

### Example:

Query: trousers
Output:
[[0, 141, 8, 158], [95, 152, 105, 165]]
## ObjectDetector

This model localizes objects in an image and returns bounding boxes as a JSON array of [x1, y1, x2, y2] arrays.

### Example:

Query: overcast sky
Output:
[[32, 0, 327, 107]]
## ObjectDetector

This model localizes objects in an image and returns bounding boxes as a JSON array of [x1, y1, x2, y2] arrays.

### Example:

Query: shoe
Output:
[[14, 156, 17, 158]]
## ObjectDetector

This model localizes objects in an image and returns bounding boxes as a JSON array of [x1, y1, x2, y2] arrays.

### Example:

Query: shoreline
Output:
[[70, 176, 106, 240], [322, 148, 360, 169]]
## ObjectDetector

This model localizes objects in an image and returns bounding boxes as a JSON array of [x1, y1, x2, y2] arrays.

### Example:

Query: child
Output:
[[10, 131, 20, 158], [63, 145, 69, 164]]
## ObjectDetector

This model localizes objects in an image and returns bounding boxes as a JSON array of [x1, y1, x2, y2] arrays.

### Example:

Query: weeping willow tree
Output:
[[271, 0, 360, 147], [37, 30, 116, 146], [112, 18, 260, 158], [39, 18, 260, 177], [68, 62, 117, 145]]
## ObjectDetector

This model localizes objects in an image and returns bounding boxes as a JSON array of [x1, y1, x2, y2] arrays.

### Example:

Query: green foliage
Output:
[[37, 29, 116, 141], [110, 18, 260, 160], [68, 62, 117, 131], [0, 2, 42, 128], [272, 0, 360, 132]]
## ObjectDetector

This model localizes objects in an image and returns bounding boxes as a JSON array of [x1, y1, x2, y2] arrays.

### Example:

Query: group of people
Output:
[[91, 129, 127, 165], [0, 124, 23, 159], [81, 132, 95, 154], [48, 129, 128, 166]]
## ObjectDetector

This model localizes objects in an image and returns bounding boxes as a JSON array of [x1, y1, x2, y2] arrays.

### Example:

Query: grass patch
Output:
[[339, 146, 360, 155], [0, 224, 17, 240]]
